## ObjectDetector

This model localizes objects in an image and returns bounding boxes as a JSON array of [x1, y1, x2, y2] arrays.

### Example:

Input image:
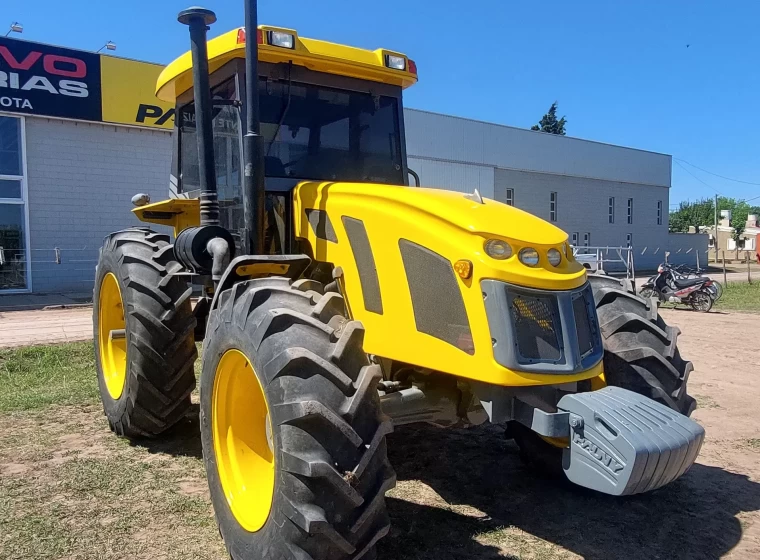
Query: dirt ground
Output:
[[1, 308, 759, 559]]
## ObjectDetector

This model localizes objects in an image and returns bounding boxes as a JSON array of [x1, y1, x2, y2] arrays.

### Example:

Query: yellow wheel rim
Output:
[[213, 349, 275, 532], [98, 272, 127, 400]]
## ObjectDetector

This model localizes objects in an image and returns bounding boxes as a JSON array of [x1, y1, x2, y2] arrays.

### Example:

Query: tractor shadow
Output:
[[133, 404, 204, 459], [382, 424, 760, 560]]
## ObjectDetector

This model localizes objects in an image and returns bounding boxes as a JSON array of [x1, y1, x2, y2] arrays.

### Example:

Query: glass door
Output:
[[0, 115, 30, 292]]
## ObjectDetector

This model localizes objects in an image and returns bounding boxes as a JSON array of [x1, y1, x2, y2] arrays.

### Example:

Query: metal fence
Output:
[[572, 246, 636, 281], [0, 247, 98, 295]]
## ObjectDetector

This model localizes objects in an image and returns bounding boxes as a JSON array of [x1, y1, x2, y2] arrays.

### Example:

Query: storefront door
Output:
[[0, 115, 30, 292]]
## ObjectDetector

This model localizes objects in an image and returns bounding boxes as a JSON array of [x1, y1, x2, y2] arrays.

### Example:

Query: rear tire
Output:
[[690, 289, 713, 312], [93, 228, 197, 438], [200, 277, 394, 560]]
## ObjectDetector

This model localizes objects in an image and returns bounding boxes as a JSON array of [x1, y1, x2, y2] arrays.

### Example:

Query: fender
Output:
[[132, 198, 200, 237]]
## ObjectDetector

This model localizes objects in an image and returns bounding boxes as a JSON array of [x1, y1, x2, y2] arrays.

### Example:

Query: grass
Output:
[[715, 281, 760, 312], [0, 342, 98, 412], [1, 342, 758, 559], [0, 342, 224, 560]]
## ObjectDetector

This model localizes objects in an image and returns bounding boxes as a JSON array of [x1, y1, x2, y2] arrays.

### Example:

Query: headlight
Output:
[[519, 248, 540, 267], [484, 239, 513, 260], [385, 54, 406, 70], [547, 248, 562, 267], [268, 31, 295, 49]]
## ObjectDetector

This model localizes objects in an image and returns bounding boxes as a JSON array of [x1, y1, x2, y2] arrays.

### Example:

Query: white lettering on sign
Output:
[[0, 96, 32, 109], [58, 80, 88, 98], [0, 71, 88, 97], [21, 75, 58, 94]]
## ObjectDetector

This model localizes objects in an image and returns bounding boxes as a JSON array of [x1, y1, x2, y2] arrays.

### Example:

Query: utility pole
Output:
[[714, 194, 719, 263]]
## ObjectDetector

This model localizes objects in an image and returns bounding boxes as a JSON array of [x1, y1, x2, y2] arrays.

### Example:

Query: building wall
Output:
[[404, 109, 671, 187], [667, 233, 709, 268], [407, 157, 495, 198], [25, 118, 172, 292], [493, 168, 669, 270]]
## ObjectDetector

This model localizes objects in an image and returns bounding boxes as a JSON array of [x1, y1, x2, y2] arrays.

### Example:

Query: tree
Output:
[[724, 199, 752, 242], [668, 198, 714, 233], [668, 197, 757, 241], [531, 102, 567, 135]]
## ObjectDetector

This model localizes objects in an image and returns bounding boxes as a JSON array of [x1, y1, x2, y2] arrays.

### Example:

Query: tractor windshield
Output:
[[259, 78, 404, 185], [177, 76, 404, 198], [176, 73, 405, 253]]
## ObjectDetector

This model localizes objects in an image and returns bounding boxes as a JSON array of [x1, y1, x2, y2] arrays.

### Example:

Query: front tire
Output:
[[589, 274, 696, 416], [200, 278, 394, 560], [93, 228, 197, 438]]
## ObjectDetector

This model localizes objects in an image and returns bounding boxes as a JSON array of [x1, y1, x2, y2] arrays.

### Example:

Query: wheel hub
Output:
[[98, 272, 127, 399], [212, 349, 275, 532]]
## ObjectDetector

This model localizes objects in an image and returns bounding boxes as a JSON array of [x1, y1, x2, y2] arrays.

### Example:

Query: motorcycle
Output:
[[639, 263, 715, 312]]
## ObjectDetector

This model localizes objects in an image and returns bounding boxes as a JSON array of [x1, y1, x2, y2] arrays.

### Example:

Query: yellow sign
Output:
[[100, 55, 175, 130]]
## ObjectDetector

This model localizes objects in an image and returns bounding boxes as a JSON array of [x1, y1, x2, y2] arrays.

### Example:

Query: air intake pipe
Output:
[[176, 7, 233, 282]]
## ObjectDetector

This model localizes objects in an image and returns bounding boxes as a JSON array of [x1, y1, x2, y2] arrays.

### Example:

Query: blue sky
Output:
[[7, 0, 760, 206]]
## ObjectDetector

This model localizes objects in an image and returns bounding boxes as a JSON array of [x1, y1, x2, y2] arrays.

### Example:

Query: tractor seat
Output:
[[673, 277, 705, 289]]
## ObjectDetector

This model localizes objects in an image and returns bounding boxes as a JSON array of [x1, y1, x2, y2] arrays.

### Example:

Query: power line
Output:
[[674, 157, 760, 186], [674, 160, 724, 195]]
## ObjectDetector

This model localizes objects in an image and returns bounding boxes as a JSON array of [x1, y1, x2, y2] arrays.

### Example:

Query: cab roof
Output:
[[156, 25, 418, 103]]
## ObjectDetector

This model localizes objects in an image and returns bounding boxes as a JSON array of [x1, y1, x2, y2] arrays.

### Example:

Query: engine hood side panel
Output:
[[294, 181, 596, 387]]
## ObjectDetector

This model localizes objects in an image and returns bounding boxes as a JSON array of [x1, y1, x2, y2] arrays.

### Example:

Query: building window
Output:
[[0, 115, 29, 292], [626, 233, 633, 247], [571, 232, 579, 246], [708, 235, 715, 248], [609, 197, 615, 224], [505, 188, 514, 207], [583, 232, 591, 247], [627, 198, 634, 224], [550, 191, 557, 222], [657, 200, 662, 226]]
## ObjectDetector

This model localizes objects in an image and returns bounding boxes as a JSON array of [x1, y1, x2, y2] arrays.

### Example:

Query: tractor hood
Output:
[[293, 181, 595, 387], [294, 182, 586, 292]]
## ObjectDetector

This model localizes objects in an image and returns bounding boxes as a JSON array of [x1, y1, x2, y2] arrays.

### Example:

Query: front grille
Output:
[[510, 294, 562, 361], [572, 292, 594, 358], [482, 280, 604, 374]]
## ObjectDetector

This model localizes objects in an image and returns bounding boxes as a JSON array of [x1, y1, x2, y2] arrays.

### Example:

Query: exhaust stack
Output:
[[243, 0, 266, 254]]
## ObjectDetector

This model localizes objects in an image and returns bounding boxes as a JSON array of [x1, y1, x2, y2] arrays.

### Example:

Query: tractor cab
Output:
[[155, 26, 418, 253]]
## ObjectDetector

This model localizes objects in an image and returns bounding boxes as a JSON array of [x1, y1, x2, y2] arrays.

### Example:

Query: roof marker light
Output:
[[408, 59, 417, 74], [236, 28, 264, 45]]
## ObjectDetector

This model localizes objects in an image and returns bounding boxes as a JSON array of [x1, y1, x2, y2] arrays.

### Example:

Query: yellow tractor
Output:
[[93, 2, 704, 558]]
